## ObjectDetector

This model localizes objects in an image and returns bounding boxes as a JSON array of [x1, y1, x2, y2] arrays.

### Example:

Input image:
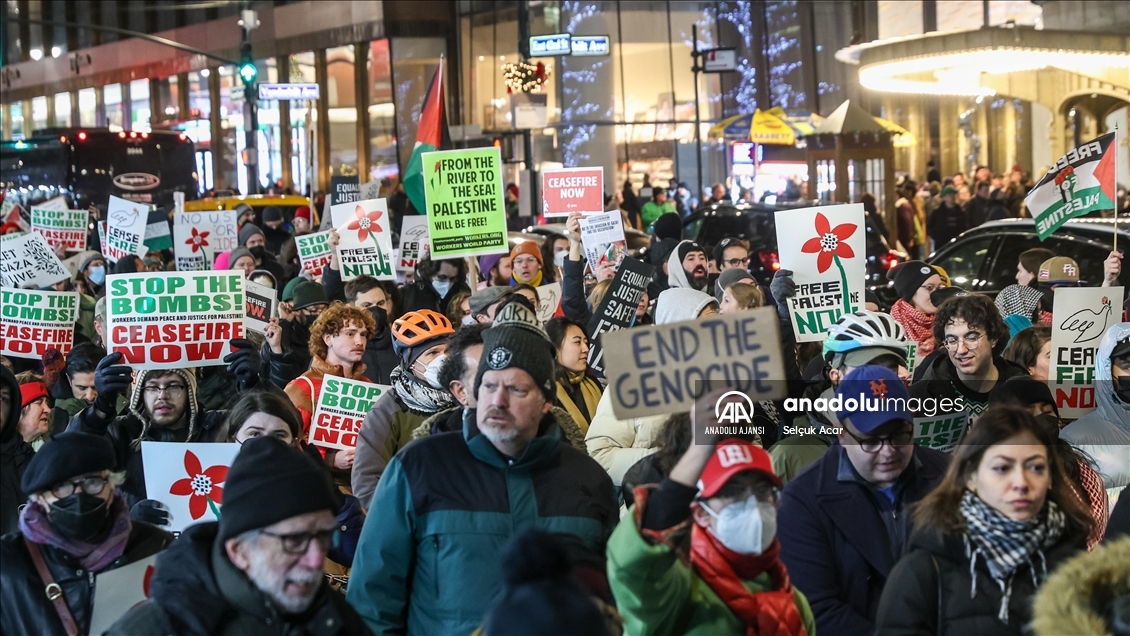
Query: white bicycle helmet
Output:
[[822, 310, 908, 365]]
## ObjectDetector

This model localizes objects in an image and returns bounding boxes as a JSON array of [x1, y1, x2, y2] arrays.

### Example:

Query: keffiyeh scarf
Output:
[[994, 285, 1043, 321], [391, 366, 456, 415], [890, 299, 935, 356]]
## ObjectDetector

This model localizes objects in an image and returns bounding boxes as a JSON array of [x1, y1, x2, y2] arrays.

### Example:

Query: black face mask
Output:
[[249, 246, 267, 259], [367, 305, 388, 332], [49, 492, 110, 541], [1033, 413, 1062, 439], [1114, 376, 1130, 404]]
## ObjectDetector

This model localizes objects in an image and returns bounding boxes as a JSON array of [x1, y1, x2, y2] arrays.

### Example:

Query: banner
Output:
[[579, 210, 627, 271], [542, 167, 604, 217], [295, 231, 333, 278], [423, 147, 508, 259], [87, 554, 159, 636], [535, 282, 562, 324], [0, 231, 71, 289], [397, 216, 430, 272], [331, 199, 395, 281], [0, 288, 78, 359], [144, 208, 173, 252], [1048, 286, 1121, 418], [31, 208, 88, 252], [104, 196, 149, 263], [174, 210, 239, 271], [1026, 132, 1117, 240], [309, 377, 389, 450], [586, 256, 654, 376], [243, 278, 277, 334], [106, 272, 244, 369], [775, 204, 866, 342], [912, 412, 968, 453], [602, 306, 787, 419], [141, 442, 240, 532]]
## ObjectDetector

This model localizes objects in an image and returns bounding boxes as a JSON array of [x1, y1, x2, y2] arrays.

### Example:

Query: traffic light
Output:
[[238, 41, 257, 86]]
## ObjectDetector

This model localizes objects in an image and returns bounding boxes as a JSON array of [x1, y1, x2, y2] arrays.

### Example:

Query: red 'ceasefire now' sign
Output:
[[542, 167, 604, 217]]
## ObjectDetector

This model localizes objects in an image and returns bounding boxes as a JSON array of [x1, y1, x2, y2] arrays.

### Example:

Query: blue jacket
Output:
[[346, 409, 618, 635], [777, 443, 949, 636]]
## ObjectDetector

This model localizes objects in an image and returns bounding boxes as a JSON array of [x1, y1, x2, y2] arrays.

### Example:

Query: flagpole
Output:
[[1115, 123, 1120, 253]]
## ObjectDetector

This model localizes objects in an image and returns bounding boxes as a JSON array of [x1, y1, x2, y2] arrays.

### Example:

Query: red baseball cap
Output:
[[697, 439, 780, 498]]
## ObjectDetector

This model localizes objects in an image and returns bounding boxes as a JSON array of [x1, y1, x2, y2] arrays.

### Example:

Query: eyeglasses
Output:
[[919, 283, 941, 294], [844, 428, 913, 453], [143, 384, 186, 398], [260, 528, 335, 555], [942, 332, 985, 351], [513, 256, 539, 267], [724, 257, 750, 267], [51, 475, 109, 499]]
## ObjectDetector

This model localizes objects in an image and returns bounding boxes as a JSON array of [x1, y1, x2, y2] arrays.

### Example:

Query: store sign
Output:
[[258, 83, 320, 100], [530, 34, 571, 56], [571, 36, 610, 56], [702, 48, 738, 72], [511, 93, 548, 129]]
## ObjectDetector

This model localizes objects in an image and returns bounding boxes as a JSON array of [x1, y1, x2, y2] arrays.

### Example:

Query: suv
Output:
[[926, 218, 1127, 296]]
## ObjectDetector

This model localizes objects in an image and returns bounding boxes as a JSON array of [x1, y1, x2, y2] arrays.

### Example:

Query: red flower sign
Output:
[[169, 450, 227, 520], [184, 228, 210, 253], [346, 205, 384, 242], [800, 212, 857, 274]]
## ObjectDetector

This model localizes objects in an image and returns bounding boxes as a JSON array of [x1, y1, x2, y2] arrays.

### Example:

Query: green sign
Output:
[[422, 147, 508, 259]]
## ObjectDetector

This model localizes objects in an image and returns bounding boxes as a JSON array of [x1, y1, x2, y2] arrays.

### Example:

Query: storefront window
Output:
[[54, 92, 72, 127], [31, 96, 48, 132], [188, 70, 211, 119], [151, 76, 179, 125], [368, 39, 399, 182], [390, 39, 447, 172], [289, 52, 317, 195], [78, 88, 97, 127], [326, 45, 358, 177], [10, 102, 26, 139], [130, 79, 151, 132], [217, 65, 243, 194]]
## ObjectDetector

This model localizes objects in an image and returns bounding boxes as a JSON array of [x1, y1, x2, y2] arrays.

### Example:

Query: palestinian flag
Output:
[[143, 207, 173, 251], [1026, 132, 1116, 240], [403, 58, 451, 215]]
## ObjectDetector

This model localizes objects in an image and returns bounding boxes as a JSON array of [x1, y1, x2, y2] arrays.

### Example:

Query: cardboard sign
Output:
[[243, 277, 276, 334], [141, 442, 241, 532], [174, 210, 240, 271], [104, 196, 149, 263], [423, 147, 508, 259], [88, 554, 160, 636], [535, 282, 562, 324], [579, 210, 627, 271], [0, 288, 78, 359], [295, 231, 333, 278], [331, 199, 396, 281], [31, 208, 88, 252], [1049, 286, 1121, 418], [106, 272, 244, 369], [775, 204, 866, 342], [35, 196, 69, 211], [0, 231, 71, 289], [587, 256, 654, 377], [398, 216, 431, 272], [912, 412, 968, 453], [309, 377, 389, 450], [542, 167, 604, 217], [602, 306, 787, 419]]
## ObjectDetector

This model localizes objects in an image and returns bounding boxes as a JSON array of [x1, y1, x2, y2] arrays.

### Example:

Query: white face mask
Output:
[[461, 314, 477, 326], [701, 496, 777, 555], [553, 250, 568, 268], [431, 279, 452, 297], [418, 354, 447, 389]]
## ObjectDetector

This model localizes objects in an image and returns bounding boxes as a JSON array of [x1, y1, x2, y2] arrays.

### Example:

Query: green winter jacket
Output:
[[346, 409, 619, 636], [607, 508, 817, 636]]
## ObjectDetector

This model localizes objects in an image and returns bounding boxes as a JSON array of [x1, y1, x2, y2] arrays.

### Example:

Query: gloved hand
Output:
[[769, 269, 796, 318], [93, 352, 133, 416], [130, 499, 170, 526], [224, 338, 261, 390]]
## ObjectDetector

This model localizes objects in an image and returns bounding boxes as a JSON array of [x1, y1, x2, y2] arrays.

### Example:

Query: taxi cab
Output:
[[183, 194, 316, 225]]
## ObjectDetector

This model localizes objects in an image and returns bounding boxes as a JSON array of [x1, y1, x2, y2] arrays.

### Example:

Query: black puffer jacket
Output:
[[106, 522, 372, 636], [0, 365, 34, 536], [876, 523, 1086, 636], [0, 518, 171, 636]]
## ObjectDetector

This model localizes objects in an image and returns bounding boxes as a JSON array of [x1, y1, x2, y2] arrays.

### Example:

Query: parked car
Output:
[[521, 223, 651, 258], [926, 218, 1128, 297]]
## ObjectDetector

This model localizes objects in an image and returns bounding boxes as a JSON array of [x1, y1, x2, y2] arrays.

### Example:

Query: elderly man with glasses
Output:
[[777, 365, 950, 636]]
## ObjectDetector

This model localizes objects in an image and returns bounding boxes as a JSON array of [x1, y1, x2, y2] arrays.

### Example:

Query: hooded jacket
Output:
[[1030, 537, 1130, 636], [66, 368, 227, 502], [665, 240, 705, 291], [0, 365, 34, 536], [1061, 322, 1130, 492]]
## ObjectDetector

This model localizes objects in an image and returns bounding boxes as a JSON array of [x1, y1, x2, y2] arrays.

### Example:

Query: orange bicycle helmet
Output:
[[393, 309, 454, 346]]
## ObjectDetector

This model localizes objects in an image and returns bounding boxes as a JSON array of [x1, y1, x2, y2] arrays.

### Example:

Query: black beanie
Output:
[[676, 241, 704, 264], [652, 213, 682, 242], [475, 302, 557, 403], [262, 206, 283, 223], [218, 437, 340, 541], [888, 261, 939, 302], [21, 432, 117, 495], [988, 376, 1058, 418]]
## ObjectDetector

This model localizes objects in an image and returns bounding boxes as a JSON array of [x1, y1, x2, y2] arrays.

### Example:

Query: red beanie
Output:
[[294, 206, 311, 221], [20, 382, 48, 408]]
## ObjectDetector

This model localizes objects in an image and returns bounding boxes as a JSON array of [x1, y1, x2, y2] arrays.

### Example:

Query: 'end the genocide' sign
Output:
[[106, 272, 244, 369], [542, 167, 604, 217], [309, 378, 389, 450], [0, 288, 78, 359]]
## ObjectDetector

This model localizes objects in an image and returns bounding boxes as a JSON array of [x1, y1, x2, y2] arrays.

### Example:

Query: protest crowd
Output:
[[2, 148, 1130, 636]]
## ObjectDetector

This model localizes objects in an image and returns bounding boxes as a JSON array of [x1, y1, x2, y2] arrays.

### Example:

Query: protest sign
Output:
[[106, 271, 243, 369], [1, 198, 28, 230], [141, 442, 240, 532], [1026, 133, 1116, 240], [0, 288, 78, 359], [31, 207, 87, 252], [602, 306, 787, 419], [1048, 286, 1121, 418], [88, 554, 159, 636], [35, 196, 69, 211], [174, 209, 239, 271], [360, 180, 381, 201], [905, 342, 923, 375], [309, 378, 390, 450], [97, 220, 107, 257], [295, 230, 333, 278], [535, 282, 562, 324], [579, 210, 627, 271], [332, 198, 396, 281], [0, 231, 71, 289], [144, 208, 173, 252], [397, 216, 430, 272], [104, 196, 149, 262], [321, 175, 361, 230], [912, 412, 969, 453], [775, 204, 866, 342], [587, 256, 654, 376], [243, 277, 276, 334], [422, 147, 508, 259], [542, 167, 604, 217]]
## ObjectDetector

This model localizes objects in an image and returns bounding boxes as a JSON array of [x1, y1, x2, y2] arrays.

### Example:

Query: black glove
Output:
[[130, 499, 170, 526], [93, 352, 132, 416], [224, 338, 261, 390], [769, 269, 796, 318]]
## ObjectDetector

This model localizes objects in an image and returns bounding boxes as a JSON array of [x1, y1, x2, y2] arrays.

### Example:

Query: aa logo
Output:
[[716, 443, 753, 468], [714, 390, 756, 425]]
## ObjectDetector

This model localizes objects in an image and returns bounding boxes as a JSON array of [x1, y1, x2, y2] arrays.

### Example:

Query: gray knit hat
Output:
[[475, 302, 556, 402]]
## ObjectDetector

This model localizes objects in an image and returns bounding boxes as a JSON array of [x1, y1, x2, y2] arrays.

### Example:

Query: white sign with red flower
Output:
[[775, 204, 866, 342], [173, 210, 239, 271], [88, 553, 159, 636], [331, 198, 395, 282], [142, 442, 240, 532]]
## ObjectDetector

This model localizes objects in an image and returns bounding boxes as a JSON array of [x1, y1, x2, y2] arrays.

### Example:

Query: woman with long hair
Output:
[[545, 317, 604, 433], [1001, 326, 1052, 381], [876, 405, 1092, 635]]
